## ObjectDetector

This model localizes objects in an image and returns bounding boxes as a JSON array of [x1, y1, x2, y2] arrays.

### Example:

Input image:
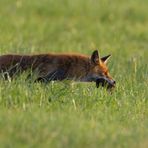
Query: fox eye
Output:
[[104, 72, 107, 75], [100, 71, 107, 76]]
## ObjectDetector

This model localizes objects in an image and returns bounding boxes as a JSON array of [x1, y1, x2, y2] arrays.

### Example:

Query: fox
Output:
[[0, 50, 115, 88]]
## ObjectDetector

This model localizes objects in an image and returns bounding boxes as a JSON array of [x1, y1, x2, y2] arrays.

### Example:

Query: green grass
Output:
[[0, 0, 148, 147]]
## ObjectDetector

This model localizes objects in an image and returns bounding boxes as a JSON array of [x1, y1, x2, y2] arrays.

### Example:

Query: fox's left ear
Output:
[[101, 54, 111, 64], [91, 50, 100, 65]]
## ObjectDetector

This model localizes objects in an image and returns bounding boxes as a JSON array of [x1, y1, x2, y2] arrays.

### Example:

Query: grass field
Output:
[[0, 0, 148, 147]]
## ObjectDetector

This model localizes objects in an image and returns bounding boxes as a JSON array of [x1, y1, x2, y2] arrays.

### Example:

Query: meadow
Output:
[[0, 0, 148, 147]]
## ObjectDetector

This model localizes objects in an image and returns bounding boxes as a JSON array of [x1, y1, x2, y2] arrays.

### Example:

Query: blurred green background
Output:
[[0, 0, 147, 55]]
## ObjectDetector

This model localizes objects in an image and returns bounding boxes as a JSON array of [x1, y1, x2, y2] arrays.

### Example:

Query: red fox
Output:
[[0, 50, 115, 88]]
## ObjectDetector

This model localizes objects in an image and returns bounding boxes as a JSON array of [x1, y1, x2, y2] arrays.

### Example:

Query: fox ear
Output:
[[91, 50, 100, 65], [101, 54, 111, 64]]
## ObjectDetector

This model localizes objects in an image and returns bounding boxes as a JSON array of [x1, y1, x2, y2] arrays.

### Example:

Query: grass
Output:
[[0, 0, 148, 147]]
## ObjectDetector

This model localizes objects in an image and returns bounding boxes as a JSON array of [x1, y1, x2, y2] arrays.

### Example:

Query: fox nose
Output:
[[112, 80, 116, 85]]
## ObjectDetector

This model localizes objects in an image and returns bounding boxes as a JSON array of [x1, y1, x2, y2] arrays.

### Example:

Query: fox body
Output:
[[0, 50, 115, 87]]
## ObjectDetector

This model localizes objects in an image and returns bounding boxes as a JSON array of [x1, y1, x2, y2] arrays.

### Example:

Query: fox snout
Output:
[[96, 78, 116, 89], [111, 79, 116, 85]]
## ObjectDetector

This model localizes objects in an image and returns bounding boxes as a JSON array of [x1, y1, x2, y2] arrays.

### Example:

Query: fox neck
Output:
[[73, 60, 92, 82]]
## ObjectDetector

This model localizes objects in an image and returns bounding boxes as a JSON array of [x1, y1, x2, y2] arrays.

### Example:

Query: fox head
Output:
[[84, 50, 115, 87]]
